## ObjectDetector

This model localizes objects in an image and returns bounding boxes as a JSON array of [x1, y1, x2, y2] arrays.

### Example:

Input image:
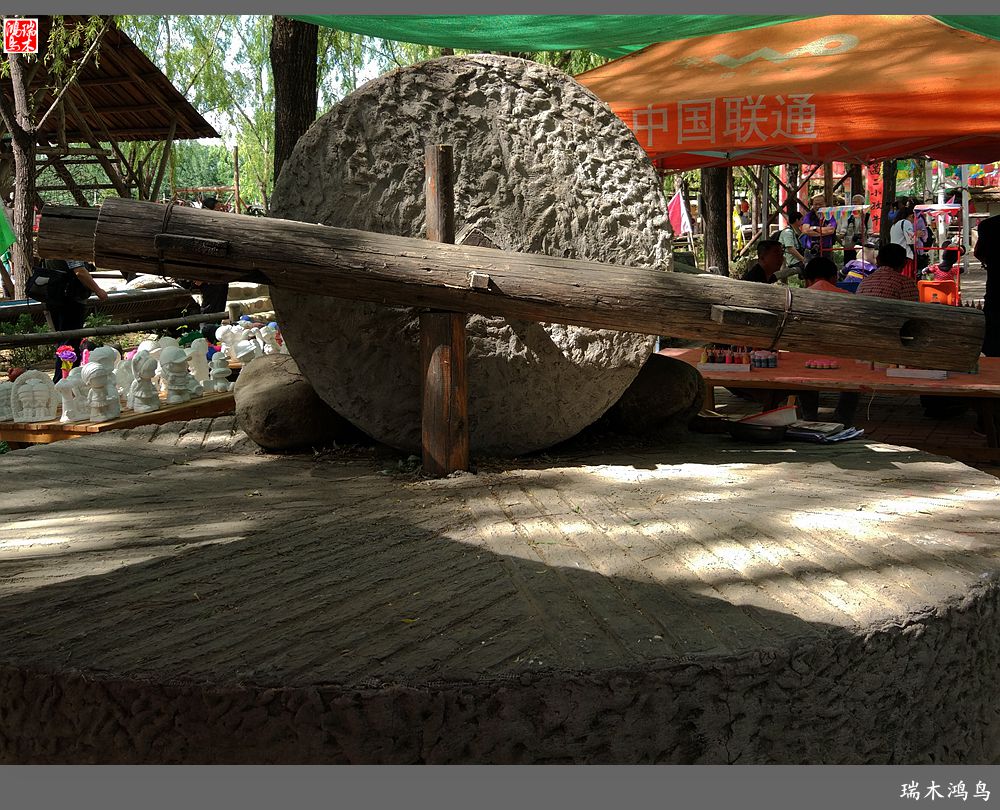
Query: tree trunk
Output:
[[786, 164, 800, 214], [2, 54, 37, 298], [847, 163, 864, 201], [701, 166, 728, 275], [270, 16, 319, 187], [39, 199, 987, 373], [880, 159, 897, 244]]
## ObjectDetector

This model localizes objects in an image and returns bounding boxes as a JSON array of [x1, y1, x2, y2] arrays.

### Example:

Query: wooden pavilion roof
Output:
[[6, 16, 218, 142]]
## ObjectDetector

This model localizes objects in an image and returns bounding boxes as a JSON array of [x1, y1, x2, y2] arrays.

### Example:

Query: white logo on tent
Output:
[[712, 34, 859, 69]]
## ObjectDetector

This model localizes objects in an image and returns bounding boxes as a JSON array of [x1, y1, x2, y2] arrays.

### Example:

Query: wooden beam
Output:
[[61, 95, 130, 197], [97, 46, 198, 139], [49, 158, 91, 206], [149, 118, 176, 202], [36, 183, 119, 192], [67, 88, 142, 193], [36, 200, 988, 373], [420, 143, 469, 477], [233, 145, 241, 213], [32, 147, 111, 157], [85, 102, 163, 115], [76, 73, 162, 87], [0, 311, 229, 349]]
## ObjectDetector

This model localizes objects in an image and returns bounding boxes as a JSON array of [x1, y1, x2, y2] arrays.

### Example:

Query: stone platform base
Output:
[[1, 419, 998, 763]]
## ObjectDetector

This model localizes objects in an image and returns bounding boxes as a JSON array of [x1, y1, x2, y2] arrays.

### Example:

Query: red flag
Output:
[[667, 190, 692, 236]]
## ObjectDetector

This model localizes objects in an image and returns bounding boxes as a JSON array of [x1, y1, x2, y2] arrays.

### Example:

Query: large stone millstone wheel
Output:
[[270, 55, 673, 456]]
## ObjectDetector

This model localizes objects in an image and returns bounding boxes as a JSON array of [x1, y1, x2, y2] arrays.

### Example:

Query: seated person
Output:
[[857, 243, 919, 301], [743, 239, 784, 283], [842, 241, 879, 282], [927, 240, 965, 281], [801, 256, 841, 292], [798, 258, 860, 425]]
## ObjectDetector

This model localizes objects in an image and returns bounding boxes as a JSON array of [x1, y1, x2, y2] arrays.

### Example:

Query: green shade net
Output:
[[291, 14, 1000, 57]]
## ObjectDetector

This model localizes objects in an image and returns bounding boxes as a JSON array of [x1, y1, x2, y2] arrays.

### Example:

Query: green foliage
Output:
[[109, 16, 618, 209], [44, 14, 106, 82], [0, 314, 54, 369], [171, 142, 234, 192]]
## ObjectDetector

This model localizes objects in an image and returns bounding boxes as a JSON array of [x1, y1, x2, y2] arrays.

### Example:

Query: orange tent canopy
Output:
[[576, 15, 1000, 170]]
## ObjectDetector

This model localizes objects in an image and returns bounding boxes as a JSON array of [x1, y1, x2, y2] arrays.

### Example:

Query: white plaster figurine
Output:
[[128, 350, 161, 413], [187, 337, 211, 385], [159, 346, 195, 404], [81, 361, 121, 422], [258, 324, 282, 356], [208, 353, 233, 392], [214, 324, 243, 361], [55, 367, 89, 423], [10, 370, 58, 423], [0, 379, 14, 422], [88, 345, 122, 406], [115, 356, 135, 408]]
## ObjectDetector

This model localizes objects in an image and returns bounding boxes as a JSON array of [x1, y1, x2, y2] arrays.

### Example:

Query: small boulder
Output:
[[603, 353, 705, 435], [234, 354, 367, 451]]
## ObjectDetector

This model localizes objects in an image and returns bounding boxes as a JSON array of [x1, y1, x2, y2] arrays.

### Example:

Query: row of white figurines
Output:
[[219, 320, 289, 364], [0, 326, 274, 425]]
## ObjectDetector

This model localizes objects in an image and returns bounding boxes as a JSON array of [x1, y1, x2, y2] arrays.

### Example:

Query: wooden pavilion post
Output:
[[149, 118, 177, 203], [725, 166, 734, 263], [233, 146, 242, 214], [420, 144, 469, 476]]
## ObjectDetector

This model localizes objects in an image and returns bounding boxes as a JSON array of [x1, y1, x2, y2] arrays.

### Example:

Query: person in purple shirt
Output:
[[800, 193, 838, 262]]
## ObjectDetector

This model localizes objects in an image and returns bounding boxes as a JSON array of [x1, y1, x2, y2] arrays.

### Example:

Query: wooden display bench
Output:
[[0, 391, 234, 448], [662, 348, 1000, 448]]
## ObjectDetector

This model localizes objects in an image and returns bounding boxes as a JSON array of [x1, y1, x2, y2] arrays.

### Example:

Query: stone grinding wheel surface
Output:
[[270, 55, 673, 455]]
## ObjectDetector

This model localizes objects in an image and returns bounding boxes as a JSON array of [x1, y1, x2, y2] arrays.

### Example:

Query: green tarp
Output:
[[291, 14, 1000, 57]]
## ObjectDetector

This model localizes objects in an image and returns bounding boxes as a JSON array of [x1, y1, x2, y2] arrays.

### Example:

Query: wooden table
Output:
[[0, 391, 235, 447], [660, 348, 1000, 446]]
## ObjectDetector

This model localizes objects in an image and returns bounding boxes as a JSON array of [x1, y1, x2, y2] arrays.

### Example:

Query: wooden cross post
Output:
[[420, 144, 470, 476]]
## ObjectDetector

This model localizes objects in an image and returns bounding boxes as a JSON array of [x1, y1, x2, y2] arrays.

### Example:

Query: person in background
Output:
[[801, 194, 838, 263], [857, 243, 919, 301], [975, 214, 1000, 356], [800, 257, 842, 293], [889, 199, 918, 279], [842, 194, 868, 264], [842, 238, 879, 283], [40, 252, 109, 383], [777, 212, 807, 278], [742, 239, 784, 283], [193, 194, 230, 341], [798, 257, 859, 425], [914, 203, 932, 272], [887, 197, 908, 226]]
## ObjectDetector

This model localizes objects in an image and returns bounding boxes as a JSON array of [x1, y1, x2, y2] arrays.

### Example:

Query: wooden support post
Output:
[[725, 166, 734, 264], [233, 146, 242, 214], [50, 157, 90, 206], [62, 94, 130, 197], [149, 119, 177, 203], [420, 143, 469, 477]]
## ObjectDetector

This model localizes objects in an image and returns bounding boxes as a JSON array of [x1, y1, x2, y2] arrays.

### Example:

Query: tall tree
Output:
[[880, 159, 897, 244], [701, 167, 729, 276], [271, 16, 318, 185], [0, 54, 36, 297], [1, 14, 108, 296]]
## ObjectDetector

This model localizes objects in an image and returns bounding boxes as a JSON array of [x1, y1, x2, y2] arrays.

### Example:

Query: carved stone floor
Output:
[[1, 418, 999, 763]]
